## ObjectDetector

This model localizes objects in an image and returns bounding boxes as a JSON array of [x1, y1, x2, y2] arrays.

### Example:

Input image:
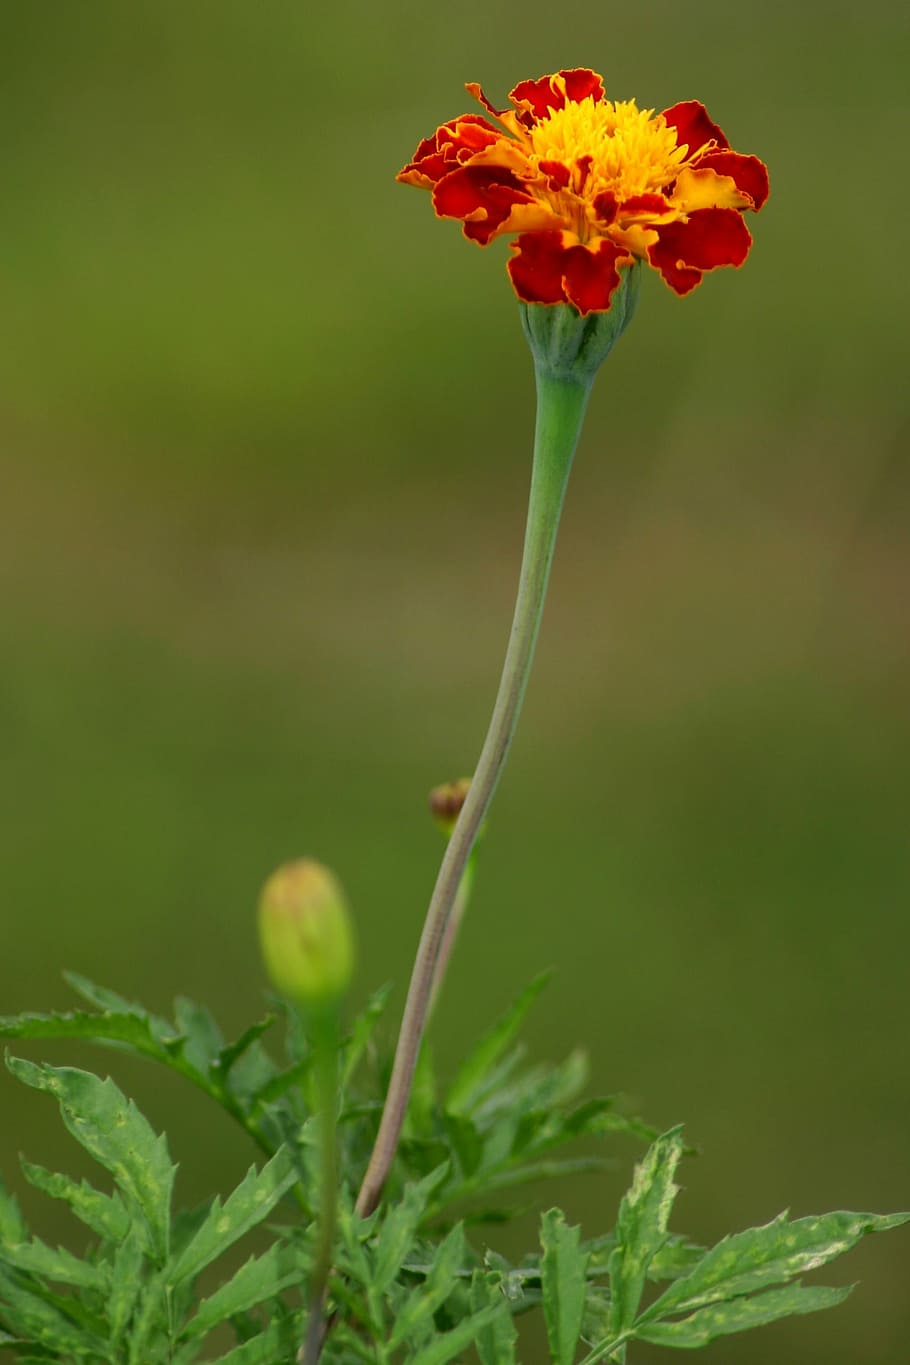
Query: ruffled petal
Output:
[[433, 166, 549, 244], [507, 231, 571, 304], [538, 159, 573, 190], [562, 239, 631, 314], [692, 150, 769, 210], [608, 222, 661, 258], [464, 82, 507, 120], [615, 193, 676, 223], [661, 100, 729, 155], [509, 68, 605, 123], [397, 115, 503, 188], [671, 166, 751, 212], [507, 231, 630, 314], [649, 207, 752, 294]]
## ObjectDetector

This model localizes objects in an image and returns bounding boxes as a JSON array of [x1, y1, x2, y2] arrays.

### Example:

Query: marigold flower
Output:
[[398, 68, 768, 315]]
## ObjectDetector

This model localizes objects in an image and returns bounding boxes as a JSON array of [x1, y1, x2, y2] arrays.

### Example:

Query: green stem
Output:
[[578, 1332, 632, 1365], [300, 1008, 340, 1365], [355, 368, 593, 1218], [427, 849, 476, 1019]]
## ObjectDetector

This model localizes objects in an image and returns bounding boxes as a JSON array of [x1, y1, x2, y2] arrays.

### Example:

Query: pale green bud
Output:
[[257, 859, 354, 1007]]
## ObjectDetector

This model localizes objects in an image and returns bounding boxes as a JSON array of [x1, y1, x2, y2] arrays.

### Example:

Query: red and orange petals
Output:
[[670, 167, 750, 213], [401, 71, 767, 313], [508, 231, 632, 316], [509, 68, 605, 123], [432, 166, 546, 245], [649, 207, 752, 295], [538, 159, 573, 191], [692, 150, 769, 210], [465, 82, 507, 122], [614, 193, 676, 224], [661, 100, 729, 156], [397, 114, 503, 188]]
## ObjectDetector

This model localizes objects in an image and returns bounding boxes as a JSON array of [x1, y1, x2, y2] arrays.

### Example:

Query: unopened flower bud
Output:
[[429, 777, 472, 837], [257, 859, 354, 1007]]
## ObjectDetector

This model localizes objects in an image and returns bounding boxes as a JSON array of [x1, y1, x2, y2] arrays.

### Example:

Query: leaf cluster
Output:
[[0, 977, 906, 1363]]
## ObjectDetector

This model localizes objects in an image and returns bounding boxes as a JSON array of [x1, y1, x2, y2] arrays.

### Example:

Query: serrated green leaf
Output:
[[341, 982, 393, 1089], [7, 1057, 175, 1261], [0, 1238, 107, 1291], [6, 1356, 61, 1363], [171, 1199, 217, 1258], [540, 1208, 589, 1365], [389, 1223, 466, 1349], [581, 1285, 612, 1347], [0, 1266, 104, 1358], [20, 1161, 129, 1243], [168, 1146, 297, 1287], [207, 1310, 303, 1364], [608, 1126, 684, 1336], [443, 1112, 484, 1179], [216, 1018, 275, 1079], [642, 1209, 910, 1321], [637, 1281, 853, 1347], [442, 1155, 608, 1211], [224, 1038, 281, 1104], [180, 1243, 298, 1340], [459, 1046, 528, 1117], [647, 1235, 706, 1282], [562, 1098, 656, 1145], [398, 1136, 453, 1184], [471, 1051, 590, 1147], [250, 1058, 309, 1106], [523, 1051, 591, 1112], [0, 1176, 28, 1246], [63, 972, 178, 1047], [334, 1197, 379, 1299], [108, 1224, 146, 1345], [470, 1269, 517, 1365], [407, 1303, 507, 1365], [579, 1230, 703, 1280], [173, 997, 224, 1075], [372, 1165, 449, 1295], [126, 1268, 168, 1365], [0, 1008, 171, 1059], [447, 973, 552, 1116]]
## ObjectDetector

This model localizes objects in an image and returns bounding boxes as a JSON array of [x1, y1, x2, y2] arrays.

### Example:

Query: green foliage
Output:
[[0, 1055, 303, 1362], [0, 979, 906, 1363], [540, 1210, 588, 1365], [570, 1130, 910, 1364]]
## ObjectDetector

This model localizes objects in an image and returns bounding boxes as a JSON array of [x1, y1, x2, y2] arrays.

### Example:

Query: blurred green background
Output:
[[1, 2, 908, 1361]]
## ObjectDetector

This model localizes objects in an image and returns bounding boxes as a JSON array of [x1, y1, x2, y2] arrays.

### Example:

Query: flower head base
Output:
[[398, 69, 768, 315]]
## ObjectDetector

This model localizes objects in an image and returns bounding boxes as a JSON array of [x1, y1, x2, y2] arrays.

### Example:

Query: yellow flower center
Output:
[[530, 96, 689, 202]]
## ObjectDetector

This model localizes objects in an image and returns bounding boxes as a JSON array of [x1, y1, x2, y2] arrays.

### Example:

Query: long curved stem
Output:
[[355, 369, 593, 1217]]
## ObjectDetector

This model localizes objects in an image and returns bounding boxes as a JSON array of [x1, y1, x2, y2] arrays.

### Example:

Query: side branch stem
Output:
[[355, 369, 593, 1217], [300, 1007, 340, 1365]]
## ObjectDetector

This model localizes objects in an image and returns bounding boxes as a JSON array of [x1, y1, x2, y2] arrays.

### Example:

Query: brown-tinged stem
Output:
[[354, 369, 593, 1218]]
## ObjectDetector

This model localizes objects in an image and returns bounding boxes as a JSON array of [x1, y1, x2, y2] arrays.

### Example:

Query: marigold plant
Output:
[[1, 65, 905, 1365]]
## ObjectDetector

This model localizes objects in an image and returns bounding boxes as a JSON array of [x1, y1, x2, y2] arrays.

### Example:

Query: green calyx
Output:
[[519, 262, 642, 384]]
